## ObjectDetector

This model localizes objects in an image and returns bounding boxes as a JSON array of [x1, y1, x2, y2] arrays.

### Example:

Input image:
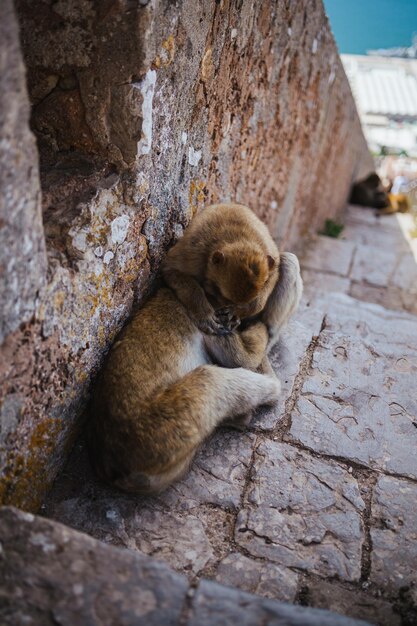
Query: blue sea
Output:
[[323, 0, 417, 54]]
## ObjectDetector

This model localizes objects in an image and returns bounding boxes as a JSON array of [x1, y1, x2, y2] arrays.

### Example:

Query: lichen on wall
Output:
[[0, 0, 373, 511]]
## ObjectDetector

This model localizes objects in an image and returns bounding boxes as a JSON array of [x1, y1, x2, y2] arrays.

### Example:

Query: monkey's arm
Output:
[[204, 321, 269, 370], [260, 252, 303, 350], [162, 268, 237, 335]]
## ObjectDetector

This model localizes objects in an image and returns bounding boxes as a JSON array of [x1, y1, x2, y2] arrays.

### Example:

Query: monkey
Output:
[[349, 173, 389, 209], [379, 192, 410, 215], [161, 203, 281, 336], [89, 250, 302, 495]]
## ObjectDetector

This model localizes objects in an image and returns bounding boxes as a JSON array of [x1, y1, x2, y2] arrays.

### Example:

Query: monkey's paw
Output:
[[215, 307, 241, 333], [197, 308, 240, 335]]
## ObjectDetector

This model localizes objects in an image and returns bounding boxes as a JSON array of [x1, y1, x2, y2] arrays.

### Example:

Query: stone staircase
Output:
[[2, 205, 417, 625]]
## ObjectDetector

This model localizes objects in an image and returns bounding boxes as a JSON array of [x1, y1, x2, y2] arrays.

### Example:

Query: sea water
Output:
[[323, 0, 417, 55]]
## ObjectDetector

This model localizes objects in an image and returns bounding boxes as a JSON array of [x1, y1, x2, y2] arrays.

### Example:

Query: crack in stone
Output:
[[179, 579, 199, 626], [270, 314, 328, 440], [358, 473, 378, 583], [302, 394, 359, 427], [240, 525, 296, 552]]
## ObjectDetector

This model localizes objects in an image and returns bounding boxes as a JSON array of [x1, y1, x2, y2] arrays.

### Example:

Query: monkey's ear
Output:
[[212, 250, 225, 265], [267, 255, 277, 270]]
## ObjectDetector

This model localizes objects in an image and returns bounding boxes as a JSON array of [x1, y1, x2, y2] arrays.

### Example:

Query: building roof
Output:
[[341, 54, 417, 119]]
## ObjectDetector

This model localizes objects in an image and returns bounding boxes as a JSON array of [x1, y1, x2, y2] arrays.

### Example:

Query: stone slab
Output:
[[370, 475, 417, 598], [0, 506, 189, 626], [302, 269, 351, 295], [190, 577, 370, 626], [390, 250, 417, 294], [44, 431, 253, 576], [215, 552, 298, 602], [252, 315, 322, 430], [287, 295, 417, 478], [344, 205, 382, 227], [349, 282, 417, 315], [0, 506, 371, 626], [235, 440, 364, 581], [306, 579, 401, 626], [302, 237, 356, 277], [350, 244, 399, 287], [342, 223, 410, 255]]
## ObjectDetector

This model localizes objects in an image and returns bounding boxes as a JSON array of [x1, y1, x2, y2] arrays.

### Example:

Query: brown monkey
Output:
[[89, 255, 302, 495], [161, 203, 280, 335]]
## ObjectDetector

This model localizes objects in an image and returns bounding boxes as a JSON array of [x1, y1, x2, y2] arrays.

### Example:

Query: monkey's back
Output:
[[89, 287, 209, 481], [94, 288, 208, 411]]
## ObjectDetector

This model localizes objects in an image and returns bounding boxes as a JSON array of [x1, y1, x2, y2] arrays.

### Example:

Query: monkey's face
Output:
[[205, 244, 277, 309]]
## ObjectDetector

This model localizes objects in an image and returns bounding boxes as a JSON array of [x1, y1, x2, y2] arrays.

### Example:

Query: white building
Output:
[[341, 54, 417, 156]]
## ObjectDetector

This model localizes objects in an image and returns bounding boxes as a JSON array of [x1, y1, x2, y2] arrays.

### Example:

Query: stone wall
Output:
[[0, 0, 373, 511]]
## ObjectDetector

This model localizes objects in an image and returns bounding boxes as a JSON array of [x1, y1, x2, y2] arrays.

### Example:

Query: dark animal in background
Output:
[[350, 173, 389, 209]]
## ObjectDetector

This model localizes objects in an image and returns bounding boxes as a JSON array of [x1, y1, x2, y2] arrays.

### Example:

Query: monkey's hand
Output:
[[216, 307, 240, 334], [198, 307, 240, 336]]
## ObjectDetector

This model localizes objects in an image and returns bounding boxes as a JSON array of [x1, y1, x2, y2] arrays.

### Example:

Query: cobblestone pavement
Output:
[[44, 206, 417, 626]]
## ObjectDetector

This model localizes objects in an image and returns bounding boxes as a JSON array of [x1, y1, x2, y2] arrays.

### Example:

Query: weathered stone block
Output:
[[305, 579, 401, 626], [0, 506, 371, 626], [0, 0, 46, 343], [235, 440, 365, 581], [190, 579, 370, 626], [215, 552, 298, 602], [0, 506, 189, 626], [302, 237, 356, 276], [287, 295, 417, 478], [44, 431, 249, 576], [252, 315, 323, 430], [370, 475, 417, 598], [350, 244, 398, 287]]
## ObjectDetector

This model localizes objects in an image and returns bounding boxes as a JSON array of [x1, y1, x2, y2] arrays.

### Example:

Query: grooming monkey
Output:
[[162, 202, 303, 363], [161, 203, 281, 335], [89, 204, 302, 494]]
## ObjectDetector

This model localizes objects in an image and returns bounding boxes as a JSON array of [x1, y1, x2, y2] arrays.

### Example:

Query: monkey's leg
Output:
[[162, 269, 233, 335], [116, 365, 280, 494], [258, 355, 276, 376], [204, 321, 269, 370], [260, 252, 303, 351]]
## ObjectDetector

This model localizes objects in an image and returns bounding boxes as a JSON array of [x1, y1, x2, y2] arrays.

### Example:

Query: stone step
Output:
[[0, 506, 370, 626], [40, 292, 416, 625], [301, 204, 417, 315]]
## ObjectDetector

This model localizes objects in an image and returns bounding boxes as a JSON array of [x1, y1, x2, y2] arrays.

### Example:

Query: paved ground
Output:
[[43, 205, 417, 626], [0, 506, 370, 626]]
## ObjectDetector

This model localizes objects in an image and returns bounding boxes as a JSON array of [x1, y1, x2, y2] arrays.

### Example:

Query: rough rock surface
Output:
[[0, 0, 46, 343], [287, 298, 417, 478], [306, 579, 401, 626], [370, 476, 417, 600], [43, 205, 416, 624], [235, 441, 365, 581], [0, 0, 373, 510], [0, 506, 370, 626]]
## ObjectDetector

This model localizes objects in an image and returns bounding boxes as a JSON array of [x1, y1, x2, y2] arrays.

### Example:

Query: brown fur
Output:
[[161, 203, 280, 334], [379, 193, 410, 215], [89, 287, 282, 494], [89, 266, 302, 493], [89, 204, 303, 495]]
